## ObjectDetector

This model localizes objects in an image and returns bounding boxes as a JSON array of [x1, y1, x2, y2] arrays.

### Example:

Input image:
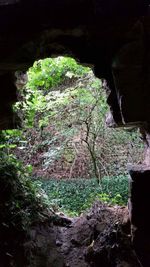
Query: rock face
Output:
[[24, 203, 140, 267], [0, 0, 149, 128], [57, 204, 133, 267], [128, 166, 150, 267]]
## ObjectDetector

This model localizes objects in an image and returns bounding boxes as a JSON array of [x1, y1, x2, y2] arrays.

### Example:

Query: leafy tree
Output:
[[13, 56, 143, 181], [27, 57, 89, 91]]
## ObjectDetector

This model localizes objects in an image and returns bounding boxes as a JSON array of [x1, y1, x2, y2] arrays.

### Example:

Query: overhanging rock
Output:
[[0, 0, 149, 128]]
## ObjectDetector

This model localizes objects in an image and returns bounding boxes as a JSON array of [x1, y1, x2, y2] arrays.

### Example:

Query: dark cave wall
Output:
[[0, 0, 149, 128], [0, 73, 18, 129]]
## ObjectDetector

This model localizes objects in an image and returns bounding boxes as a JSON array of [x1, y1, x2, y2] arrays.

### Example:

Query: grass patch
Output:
[[35, 175, 129, 216]]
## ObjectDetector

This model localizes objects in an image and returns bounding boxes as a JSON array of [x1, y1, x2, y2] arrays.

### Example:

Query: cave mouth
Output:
[[0, 1, 149, 265], [0, 56, 146, 267], [0, 56, 144, 218]]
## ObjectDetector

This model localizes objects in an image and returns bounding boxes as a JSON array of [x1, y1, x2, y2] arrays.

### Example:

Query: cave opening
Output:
[[12, 56, 144, 215], [0, 1, 149, 265], [0, 56, 146, 266]]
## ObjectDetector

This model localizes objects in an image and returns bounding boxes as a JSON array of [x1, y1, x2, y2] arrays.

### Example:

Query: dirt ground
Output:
[[24, 201, 142, 267]]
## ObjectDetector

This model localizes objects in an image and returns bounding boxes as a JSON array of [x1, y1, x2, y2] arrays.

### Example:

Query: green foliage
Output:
[[14, 56, 143, 180], [0, 150, 49, 232], [37, 176, 128, 216], [27, 57, 90, 91], [0, 130, 22, 150], [2, 56, 143, 218], [15, 57, 90, 128], [0, 146, 53, 267]]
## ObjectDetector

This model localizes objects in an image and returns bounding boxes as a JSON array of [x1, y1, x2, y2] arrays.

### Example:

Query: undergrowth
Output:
[[0, 152, 52, 266], [0, 154, 49, 230], [36, 175, 128, 216]]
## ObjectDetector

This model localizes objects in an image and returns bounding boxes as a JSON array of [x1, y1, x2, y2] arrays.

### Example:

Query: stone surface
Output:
[[0, 73, 19, 129], [55, 202, 140, 267], [24, 223, 65, 267], [128, 166, 150, 266]]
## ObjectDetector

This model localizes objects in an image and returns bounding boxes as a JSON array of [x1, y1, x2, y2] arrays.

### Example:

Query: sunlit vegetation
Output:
[[37, 176, 128, 216], [0, 57, 144, 217]]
